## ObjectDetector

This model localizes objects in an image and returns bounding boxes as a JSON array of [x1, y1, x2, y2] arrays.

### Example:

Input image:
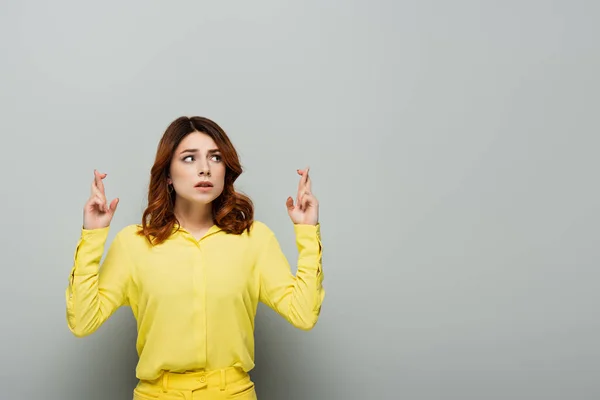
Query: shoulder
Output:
[[248, 220, 276, 241], [114, 223, 142, 235], [112, 224, 145, 244]]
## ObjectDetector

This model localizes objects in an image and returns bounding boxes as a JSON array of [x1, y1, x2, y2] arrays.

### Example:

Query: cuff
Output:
[[294, 223, 322, 273], [81, 226, 111, 238], [293, 223, 321, 240], [72, 226, 111, 276]]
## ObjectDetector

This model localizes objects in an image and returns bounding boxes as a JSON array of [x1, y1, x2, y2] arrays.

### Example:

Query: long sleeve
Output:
[[257, 223, 324, 330], [65, 226, 132, 337]]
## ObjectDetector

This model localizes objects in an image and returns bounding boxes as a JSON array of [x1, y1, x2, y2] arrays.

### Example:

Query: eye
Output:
[[182, 155, 194, 162], [211, 154, 222, 162]]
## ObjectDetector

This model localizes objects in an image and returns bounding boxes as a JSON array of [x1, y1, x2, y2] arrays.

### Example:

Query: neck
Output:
[[173, 197, 214, 232]]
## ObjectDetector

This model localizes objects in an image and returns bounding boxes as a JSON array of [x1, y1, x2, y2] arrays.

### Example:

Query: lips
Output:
[[195, 181, 213, 188]]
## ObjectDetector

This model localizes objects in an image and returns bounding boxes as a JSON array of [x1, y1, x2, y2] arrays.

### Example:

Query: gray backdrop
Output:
[[1, 0, 599, 399]]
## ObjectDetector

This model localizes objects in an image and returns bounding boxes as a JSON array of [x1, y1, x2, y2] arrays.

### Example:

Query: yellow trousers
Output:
[[133, 367, 257, 400]]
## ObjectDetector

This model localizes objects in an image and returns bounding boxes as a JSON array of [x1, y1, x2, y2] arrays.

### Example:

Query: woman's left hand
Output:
[[286, 167, 319, 225]]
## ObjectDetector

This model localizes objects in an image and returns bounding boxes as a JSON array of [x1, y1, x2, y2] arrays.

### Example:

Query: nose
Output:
[[198, 162, 211, 177]]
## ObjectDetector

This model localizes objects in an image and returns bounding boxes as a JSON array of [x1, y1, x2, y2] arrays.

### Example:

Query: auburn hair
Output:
[[137, 116, 254, 245]]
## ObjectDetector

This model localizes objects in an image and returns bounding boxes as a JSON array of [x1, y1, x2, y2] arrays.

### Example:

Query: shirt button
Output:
[[199, 376, 206, 383]]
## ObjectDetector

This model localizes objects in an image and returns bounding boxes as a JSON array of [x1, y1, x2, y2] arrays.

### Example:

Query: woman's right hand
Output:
[[83, 169, 119, 230]]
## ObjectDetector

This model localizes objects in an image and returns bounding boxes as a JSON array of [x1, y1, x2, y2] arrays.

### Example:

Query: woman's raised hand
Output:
[[286, 167, 319, 226], [83, 170, 119, 230]]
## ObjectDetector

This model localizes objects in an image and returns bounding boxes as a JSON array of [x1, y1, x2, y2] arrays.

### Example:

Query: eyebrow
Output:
[[180, 148, 220, 155]]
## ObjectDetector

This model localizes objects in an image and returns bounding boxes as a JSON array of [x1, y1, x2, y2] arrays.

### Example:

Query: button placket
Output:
[[194, 239, 207, 370]]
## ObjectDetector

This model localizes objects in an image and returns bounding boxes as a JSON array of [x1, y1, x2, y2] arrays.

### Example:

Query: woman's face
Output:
[[167, 131, 226, 205]]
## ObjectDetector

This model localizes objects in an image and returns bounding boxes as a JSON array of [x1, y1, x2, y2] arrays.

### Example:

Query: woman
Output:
[[65, 116, 324, 400]]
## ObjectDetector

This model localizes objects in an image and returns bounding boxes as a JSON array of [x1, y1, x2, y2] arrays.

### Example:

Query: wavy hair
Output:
[[137, 116, 254, 245]]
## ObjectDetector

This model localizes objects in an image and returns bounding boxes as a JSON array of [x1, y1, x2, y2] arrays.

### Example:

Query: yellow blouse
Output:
[[65, 221, 324, 380]]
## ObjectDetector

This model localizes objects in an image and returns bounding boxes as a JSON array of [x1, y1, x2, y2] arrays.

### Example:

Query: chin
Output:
[[194, 195, 218, 205], [197, 190, 224, 202], [175, 193, 215, 205]]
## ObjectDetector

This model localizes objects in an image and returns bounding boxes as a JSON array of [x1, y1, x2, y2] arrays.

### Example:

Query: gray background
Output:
[[1, 0, 598, 399]]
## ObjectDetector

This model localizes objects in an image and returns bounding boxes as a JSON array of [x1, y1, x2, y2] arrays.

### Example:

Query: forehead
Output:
[[176, 131, 218, 150]]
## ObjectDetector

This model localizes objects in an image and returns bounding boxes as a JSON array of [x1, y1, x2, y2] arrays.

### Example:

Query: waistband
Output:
[[140, 367, 248, 392]]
